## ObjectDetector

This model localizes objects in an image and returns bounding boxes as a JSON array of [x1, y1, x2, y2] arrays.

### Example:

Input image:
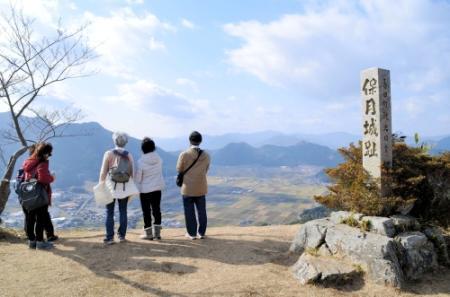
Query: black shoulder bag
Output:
[[176, 150, 203, 187], [17, 163, 49, 211]]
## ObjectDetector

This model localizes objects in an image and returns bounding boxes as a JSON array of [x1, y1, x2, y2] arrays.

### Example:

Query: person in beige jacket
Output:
[[176, 131, 210, 239]]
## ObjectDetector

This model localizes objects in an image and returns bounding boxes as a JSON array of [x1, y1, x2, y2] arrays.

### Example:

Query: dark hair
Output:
[[141, 137, 156, 154], [189, 131, 202, 145], [32, 142, 53, 162]]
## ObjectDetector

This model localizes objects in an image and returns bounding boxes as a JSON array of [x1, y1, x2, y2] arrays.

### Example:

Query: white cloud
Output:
[[176, 78, 199, 92], [404, 98, 423, 119], [149, 36, 166, 50], [181, 18, 196, 29], [104, 80, 197, 118], [126, 0, 144, 4], [224, 0, 450, 100], [83, 8, 175, 78], [69, 2, 77, 10], [0, 0, 60, 24]]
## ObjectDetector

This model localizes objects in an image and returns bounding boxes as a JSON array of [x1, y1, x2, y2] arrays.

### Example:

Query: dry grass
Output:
[[0, 225, 449, 297]]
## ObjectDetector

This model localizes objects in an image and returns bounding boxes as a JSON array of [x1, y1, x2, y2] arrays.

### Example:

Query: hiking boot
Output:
[[153, 225, 162, 240], [185, 233, 196, 240], [28, 240, 37, 249], [140, 227, 153, 240], [103, 238, 115, 245], [36, 241, 54, 250], [47, 235, 59, 242]]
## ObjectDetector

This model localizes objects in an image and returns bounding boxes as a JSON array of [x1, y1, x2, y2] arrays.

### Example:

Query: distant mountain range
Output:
[[155, 131, 361, 150], [432, 136, 450, 154], [212, 142, 341, 167], [0, 112, 448, 189]]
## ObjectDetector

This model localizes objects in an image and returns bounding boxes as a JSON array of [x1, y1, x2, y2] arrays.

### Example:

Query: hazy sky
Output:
[[1, 0, 449, 138]]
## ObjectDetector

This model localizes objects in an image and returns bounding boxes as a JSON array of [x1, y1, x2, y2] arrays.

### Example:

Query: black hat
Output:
[[189, 131, 202, 145]]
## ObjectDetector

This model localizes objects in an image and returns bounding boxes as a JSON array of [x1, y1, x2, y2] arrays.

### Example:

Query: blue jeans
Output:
[[105, 198, 129, 240], [182, 195, 207, 237]]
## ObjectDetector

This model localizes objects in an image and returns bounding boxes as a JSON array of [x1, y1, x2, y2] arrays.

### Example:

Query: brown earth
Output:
[[0, 225, 449, 297]]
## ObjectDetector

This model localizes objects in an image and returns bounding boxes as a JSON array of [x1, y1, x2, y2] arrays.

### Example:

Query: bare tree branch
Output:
[[0, 5, 95, 216], [0, 147, 7, 168]]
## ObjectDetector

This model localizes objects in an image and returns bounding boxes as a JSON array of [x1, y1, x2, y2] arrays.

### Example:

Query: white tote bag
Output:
[[93, 182, 114, 206]]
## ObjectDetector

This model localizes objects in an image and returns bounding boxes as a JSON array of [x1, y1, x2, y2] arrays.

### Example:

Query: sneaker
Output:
[[119, 237, 127, 243], [103, 238, 115, 245], [47, 235, 59, 242], [185, 233, 196, 240], [28, 240, 37, 249], [36, 241, 54, 250], [197, 234, 206, 239]]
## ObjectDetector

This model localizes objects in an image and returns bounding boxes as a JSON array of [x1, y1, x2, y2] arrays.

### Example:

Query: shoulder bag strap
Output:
[[182, 150, 203, 175]]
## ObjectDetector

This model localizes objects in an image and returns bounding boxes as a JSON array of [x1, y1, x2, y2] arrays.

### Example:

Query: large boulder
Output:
[[324, 223, 404, 287], [390, 215, 420, 233], [395, 231, 439, 279], [329, 211, 363, 224], [422, 227, 450, 266], [289, 218, 333, 255], [290, 216, 444, 289], [363, 216, 396, 238], [292, 253, 361, 285]]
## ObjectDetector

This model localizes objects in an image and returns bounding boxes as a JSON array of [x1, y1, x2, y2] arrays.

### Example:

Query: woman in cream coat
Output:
[[99, 132, 138, 244]]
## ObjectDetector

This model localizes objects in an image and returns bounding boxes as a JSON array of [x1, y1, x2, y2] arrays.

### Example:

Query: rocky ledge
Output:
[[289, 211, 449, 288]]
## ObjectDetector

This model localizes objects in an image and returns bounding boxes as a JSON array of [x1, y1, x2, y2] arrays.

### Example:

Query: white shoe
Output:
[[185, 233, 196, 240], [197, 234, 206, 239]]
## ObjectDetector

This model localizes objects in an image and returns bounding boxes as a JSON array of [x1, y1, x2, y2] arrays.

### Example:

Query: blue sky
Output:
[[1, 0, 449, 138]]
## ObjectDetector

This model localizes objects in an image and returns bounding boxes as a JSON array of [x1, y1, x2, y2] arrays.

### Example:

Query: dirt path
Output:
[[1, 225, 449, 297]]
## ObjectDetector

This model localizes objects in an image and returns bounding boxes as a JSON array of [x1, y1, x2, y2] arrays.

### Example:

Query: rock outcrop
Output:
[[290, 211, 448, 288], [292, 254, 361, 285]]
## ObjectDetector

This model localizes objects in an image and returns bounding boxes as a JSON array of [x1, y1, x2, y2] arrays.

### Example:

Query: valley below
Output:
[[2, 165, 327, 230]]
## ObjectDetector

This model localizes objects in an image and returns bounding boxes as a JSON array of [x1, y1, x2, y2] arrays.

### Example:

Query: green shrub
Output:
[[315, 142, 450, 227], [340, 215, 360, 228], [305, 247, 319, 257], [360, 219, 371, 232]]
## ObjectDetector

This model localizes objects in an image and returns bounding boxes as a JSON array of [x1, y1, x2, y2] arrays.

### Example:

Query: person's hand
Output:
[[51, 172, 56, 181]]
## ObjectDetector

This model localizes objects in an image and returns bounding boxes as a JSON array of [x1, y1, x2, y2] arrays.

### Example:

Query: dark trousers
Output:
[[23, 207, 55, 238], [140, 191, 162, 228], [182, 195, 207, 237], [43, 209, 55, 237], [105, 198, 128, 240], [25, 205, 48, 241]]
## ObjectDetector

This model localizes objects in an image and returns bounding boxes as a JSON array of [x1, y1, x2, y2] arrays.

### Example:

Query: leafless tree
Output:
[[0, 5, 95, 216]]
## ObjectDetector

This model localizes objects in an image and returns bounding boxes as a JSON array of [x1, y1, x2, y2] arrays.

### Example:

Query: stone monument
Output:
[[289, 69, 449, 289], [361, 67, 392, 194]]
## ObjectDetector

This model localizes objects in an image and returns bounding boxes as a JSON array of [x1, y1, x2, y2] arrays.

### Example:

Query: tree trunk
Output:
[[0, 147, 28, 216]]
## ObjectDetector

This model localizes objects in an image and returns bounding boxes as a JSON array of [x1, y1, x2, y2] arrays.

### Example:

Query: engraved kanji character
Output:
[[363, 118, 378, 136], [364, 141, 378, 157], [363, 78, 377, 95], [365, 98, 376, 115]]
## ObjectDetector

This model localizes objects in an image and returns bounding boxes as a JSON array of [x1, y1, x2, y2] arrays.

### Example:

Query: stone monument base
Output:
[[290, 211, 449, 288]]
